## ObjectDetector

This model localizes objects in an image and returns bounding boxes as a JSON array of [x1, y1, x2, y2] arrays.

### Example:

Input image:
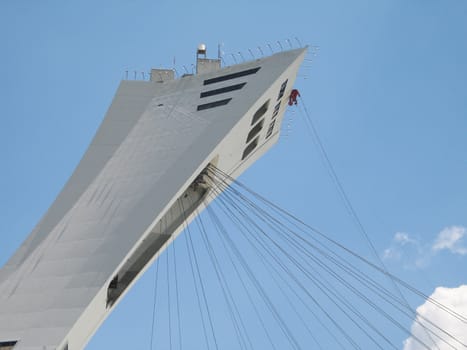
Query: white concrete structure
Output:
[[0, 47, 306, 350]]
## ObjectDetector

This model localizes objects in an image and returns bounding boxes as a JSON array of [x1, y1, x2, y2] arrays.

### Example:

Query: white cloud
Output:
[[394, 232, 417, 245], [383, 226, 467, 269], [403, 285, 467, 350], [383, 247, 400, 260], [382, 232, 426, 269], [432, 226, 467, 255]]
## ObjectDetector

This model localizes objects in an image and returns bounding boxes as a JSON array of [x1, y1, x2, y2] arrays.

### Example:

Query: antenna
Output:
[[257, 46, 264, 56], [230, 53, 238, 64], [217, 43, 223, 59], [277, 40, 283, 51], [267, 43, 274, 54], [295, 37, 303, 47]]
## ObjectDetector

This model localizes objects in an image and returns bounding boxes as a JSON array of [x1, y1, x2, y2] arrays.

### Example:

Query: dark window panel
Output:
[[251, 100, 270, 126], [272, 101, 281, 118], [266, 119, 276, 138], [200, 82, 247, 98], [242, 136, 260, 160], [204, 67, 261, 85], [277, 79, 288, 100], [246, 119, 264, 143], [0, 341, 18, 350], [197, 98, 232, 111]]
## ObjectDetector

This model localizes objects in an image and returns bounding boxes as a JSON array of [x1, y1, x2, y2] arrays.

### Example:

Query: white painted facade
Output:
[[0, 47, 306, 350]]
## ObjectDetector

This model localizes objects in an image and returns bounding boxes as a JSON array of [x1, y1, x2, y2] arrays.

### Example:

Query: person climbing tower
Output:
[[289, 89, 300, 106]]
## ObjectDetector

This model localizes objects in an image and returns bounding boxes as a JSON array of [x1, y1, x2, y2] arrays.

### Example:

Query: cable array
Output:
[[147, 163, 466, 349]]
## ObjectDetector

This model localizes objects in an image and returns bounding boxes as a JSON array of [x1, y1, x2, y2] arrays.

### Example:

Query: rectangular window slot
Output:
[[272, 101, 281, 118], [204, 67, 261, 85], [197, 98, 232, 111], [0, 341, 18, 350], [266, 119, 276, 138], [200, 82, 246, 98], [277, 79, 288, 101], [246, 119, 264, 143], [242, 136, 259, 160], [251, 100, 269, 126]]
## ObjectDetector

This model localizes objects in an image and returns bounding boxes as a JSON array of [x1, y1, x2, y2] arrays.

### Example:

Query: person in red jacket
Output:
[[289, 89, 300, 106]]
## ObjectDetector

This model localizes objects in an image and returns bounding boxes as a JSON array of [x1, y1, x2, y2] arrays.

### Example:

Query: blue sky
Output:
[[1, 1, 466, 349]]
